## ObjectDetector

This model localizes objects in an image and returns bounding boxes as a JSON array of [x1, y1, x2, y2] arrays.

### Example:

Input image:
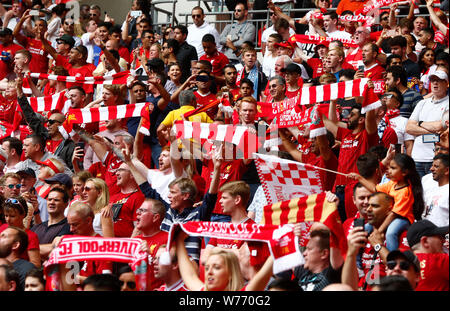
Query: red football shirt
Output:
[[364, 64, 385, 81], [55, 55, 95, 93], [25, 37, 49, 74], [194, 91, 218, 119], [0, 43, 22, 80], [136, 231, 168, 290], [204, 159, 248, 215], [415, 253, 449, 291], [200, 51, 229, 77], [110, 190, 145, 238], [334, 128, 379, 189], [307, 58, 325, 79]]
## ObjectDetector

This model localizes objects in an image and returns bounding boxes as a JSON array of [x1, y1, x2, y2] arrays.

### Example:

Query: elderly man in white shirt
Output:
[[186, 6, 222, 58]]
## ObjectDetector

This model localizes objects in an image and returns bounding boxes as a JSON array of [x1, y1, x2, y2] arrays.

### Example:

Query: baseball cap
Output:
[[35, 159, 64, 174], [429, 70, 449, 82], [45, 173, 73, 189], [0, 28, 13, 36], [386, 250, 420, 272], [57, 34, 75, 48], [407, 219, 449, 247], [282, 63, 302, 74], [274, 41, 294, 50], [16, 168, 36, 179]]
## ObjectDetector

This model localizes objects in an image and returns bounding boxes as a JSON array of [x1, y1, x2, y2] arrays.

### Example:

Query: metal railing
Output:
[[149, 0, 178, 32], [177, 4, 445, 51]]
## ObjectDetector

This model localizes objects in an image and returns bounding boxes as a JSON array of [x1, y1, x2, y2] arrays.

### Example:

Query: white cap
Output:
[[429, 70, 449, 82]]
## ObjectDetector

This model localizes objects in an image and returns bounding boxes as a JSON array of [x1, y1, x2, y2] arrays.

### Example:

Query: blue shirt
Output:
[[139, 181, 217, 262]]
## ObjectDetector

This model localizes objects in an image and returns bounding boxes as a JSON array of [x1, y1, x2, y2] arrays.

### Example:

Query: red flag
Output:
[[262, 193, 347, 253]]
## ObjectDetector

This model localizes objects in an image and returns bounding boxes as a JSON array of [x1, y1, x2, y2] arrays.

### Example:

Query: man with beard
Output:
[[322, 98, 378, 222], [0, 226, 34, 291], [353, 43, 385, 81], [422, 154, 449, 227], [343, 192, 409, 290], [219, 2, 256, 65]]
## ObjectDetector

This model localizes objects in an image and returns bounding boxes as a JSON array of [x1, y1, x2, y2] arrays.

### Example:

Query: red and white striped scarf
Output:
[[58, 102, 153, 139], [29, 70, 130, 85], [28, 90, 72, 114], [269, 80, 380, 129], [171, 120, 261, 159]]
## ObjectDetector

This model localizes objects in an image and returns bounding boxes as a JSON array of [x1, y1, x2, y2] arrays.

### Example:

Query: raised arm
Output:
[[13, 9, 31, 47], [426, 0, 448, 35], [342, 226, 367, 290], [15, 73, 49, 140], [176, 231, 204, 291], [245, 255, 274, 291]]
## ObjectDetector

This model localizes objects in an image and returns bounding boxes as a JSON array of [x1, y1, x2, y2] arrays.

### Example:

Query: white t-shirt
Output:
[[81, 32, 95, 64], [262, 52, 277, 78], [327, 30, 352, 40], [186, 22, 222, 58], [424, 183, 449, 227], [146, 169, 187, 203], [409, 96, 449, 162], [389, 115, 415, 145]]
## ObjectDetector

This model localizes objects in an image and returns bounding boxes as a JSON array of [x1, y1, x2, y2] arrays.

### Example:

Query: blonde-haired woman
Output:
[[35, 158, 65, 198], [82, 177, 114, 237], [175, 231, 273, 291]]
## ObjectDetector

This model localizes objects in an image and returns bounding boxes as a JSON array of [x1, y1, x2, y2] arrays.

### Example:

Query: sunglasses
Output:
[[5, 198, 25, 211], [7, 184, 22, 189], [90, 14, 97, 17], [119, 280, 136, 289], [235, 9, 243, 12], [192, 14, 202, 18], [386, 260, 411, 271], [65, 22, 74, 25], [83, 186, 94, 192], [47, 119, 62, 125]]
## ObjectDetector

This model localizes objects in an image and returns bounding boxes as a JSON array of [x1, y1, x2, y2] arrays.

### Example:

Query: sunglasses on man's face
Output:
[[386, 260, 411, 271], [192, 14, 202, 18], [47, 119, 62, 125], [7, 184, 22, 189]]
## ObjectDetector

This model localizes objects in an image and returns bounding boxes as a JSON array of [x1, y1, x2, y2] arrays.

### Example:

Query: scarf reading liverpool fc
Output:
[[43, 236, 149, 291], [165, 222, 304, 275]]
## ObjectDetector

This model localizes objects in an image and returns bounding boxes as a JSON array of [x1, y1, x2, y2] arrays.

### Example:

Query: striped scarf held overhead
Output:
[[28, 70, 131, 85], [58, 102, 154, 139]]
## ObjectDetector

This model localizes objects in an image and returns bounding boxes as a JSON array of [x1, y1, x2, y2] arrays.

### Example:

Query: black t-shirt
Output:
[[13, 259, 36, 291], [176, 41, 198, 83], [292, 264, 342, 291], [30, 218, 71, 244]]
